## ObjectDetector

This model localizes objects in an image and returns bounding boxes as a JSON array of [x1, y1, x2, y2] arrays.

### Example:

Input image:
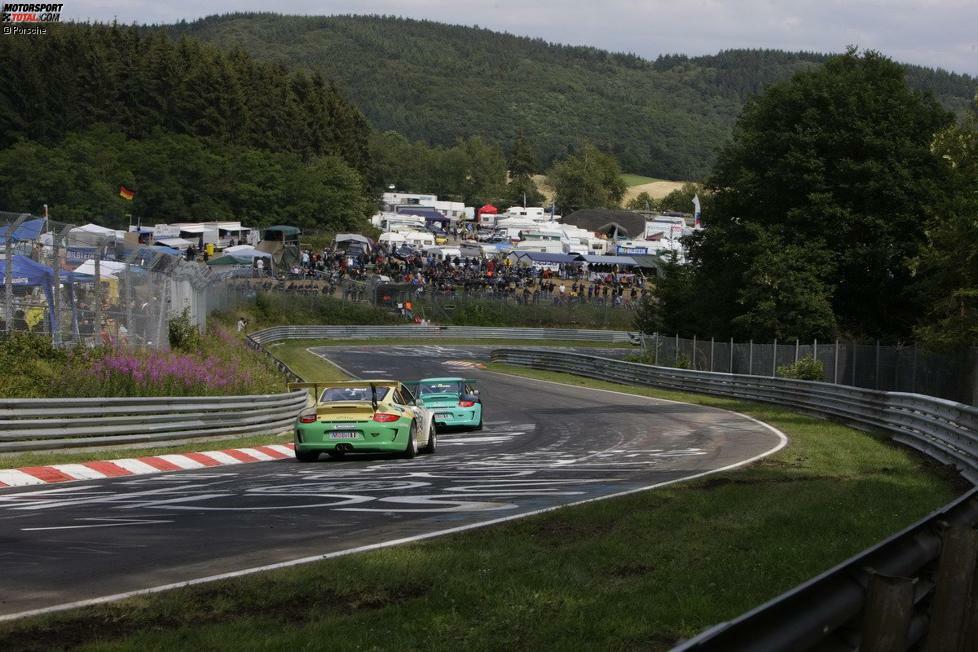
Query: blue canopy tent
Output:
[[0, 218, 46, 244], [0, 254, 57, 333]]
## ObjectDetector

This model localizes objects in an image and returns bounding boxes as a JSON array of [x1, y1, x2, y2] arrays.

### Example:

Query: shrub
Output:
[[168, 308, 202, 351], [777, 355, 825, 381]]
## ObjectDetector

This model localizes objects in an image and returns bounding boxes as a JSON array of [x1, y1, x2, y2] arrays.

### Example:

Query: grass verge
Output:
[[264, 337, 636, 350], [0, 364, 960, 651]]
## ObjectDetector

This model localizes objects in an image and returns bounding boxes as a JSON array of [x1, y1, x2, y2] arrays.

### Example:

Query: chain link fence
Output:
[[1, 211, 245, 348], [641, 333, 978, 406]]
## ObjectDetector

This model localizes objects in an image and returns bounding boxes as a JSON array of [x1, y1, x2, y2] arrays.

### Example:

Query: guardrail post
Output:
[[924, 526, 978, 652], [772, 338, 778, 377], [860, 572, 915, 652]]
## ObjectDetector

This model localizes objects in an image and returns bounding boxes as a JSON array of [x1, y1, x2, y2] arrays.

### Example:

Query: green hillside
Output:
[[168, 13, 978, 179]]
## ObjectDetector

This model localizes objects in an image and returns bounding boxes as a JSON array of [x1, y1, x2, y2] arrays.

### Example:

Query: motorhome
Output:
[[646, 215, 688, 240]]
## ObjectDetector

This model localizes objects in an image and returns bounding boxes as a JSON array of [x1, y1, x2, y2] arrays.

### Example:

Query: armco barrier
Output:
[[490, 348, 978, 651], [0, 392, 308, 452], [247, 324, 636, 345]]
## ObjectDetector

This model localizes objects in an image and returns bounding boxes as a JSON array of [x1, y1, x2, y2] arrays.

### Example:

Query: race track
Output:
[[0, 345, 785, 618]]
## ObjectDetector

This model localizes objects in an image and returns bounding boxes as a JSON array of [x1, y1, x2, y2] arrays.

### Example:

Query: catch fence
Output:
[[642, 333, 978, 406], [1, 211, 246, 348]]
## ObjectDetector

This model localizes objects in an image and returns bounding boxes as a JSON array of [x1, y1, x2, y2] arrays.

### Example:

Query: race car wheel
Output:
[[473, 414, 483, 431], [422, 424, 437, 454], [296, 450, 319, 463], [403, 421, 418, 458]]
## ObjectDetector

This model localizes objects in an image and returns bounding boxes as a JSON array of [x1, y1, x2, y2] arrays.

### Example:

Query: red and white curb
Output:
[[0, 443, 296, 488]]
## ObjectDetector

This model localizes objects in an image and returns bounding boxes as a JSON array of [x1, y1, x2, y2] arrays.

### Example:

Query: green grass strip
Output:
[[0, 363, 960, 651]]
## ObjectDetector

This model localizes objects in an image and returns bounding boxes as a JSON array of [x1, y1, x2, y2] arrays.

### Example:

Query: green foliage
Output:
[[625, 191, 657, 211], [548, 144, 627, 213], [169, 14, 978, 180], [0, 24, 371, 174], [0, 332, 69, 398], [914, 98, 978, 348], [238, 292, 401, 329], [658, 183, 705, 213], [168, 309, 202, 352], [684, 49, 956, 340], [370, 132, 507, 205], [0, 23, 374, 230], [777, 355, 826, 381], [509, 133, 538, 178], [0, 129, 372, 230], [643, 253, 700, 336]]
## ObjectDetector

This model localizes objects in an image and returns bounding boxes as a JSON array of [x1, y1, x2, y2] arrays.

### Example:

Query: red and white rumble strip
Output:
[[0, 443, 296, 488]]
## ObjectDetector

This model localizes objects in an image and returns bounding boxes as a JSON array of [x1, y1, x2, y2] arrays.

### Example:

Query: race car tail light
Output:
[[298, 413, 317, 424], [458, 400, 476, 407], [372, 413, 400, 423]]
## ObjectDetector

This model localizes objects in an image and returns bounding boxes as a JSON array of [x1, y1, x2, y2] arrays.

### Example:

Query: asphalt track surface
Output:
[[0, 345, 785, 619]]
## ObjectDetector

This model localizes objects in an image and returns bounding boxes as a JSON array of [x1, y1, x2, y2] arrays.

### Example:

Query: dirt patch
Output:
[[697, 475, 824, 490], [0, 581, 432, 652]]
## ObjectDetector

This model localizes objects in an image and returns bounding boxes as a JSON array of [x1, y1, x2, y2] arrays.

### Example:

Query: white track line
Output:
[[0, 374, 787, 623]]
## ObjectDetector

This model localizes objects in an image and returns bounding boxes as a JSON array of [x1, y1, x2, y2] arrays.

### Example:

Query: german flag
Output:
[[119, 185, 135, 201]]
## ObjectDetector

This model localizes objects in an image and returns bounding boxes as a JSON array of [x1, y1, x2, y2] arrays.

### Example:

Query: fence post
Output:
[[795, 338, 800, 364], [924, 526, 978, 652], [911, 343, 918, 394], [834, 340, 840, 384], [852, 341, 858, 386], [675, 333, 679, 367], [860, 572, 915, 652], [692, 335, 697, 370], [772, 338, 778, 377], [875, 339, 881, 390], [3, 227, 11, 333], [50, 226, 61, 344], [749, 339, 754, 376], [729, 337, 734, 374], [94, 248, 102, 342], [654, 332, 659, 366], [710, 337, 714, 372]]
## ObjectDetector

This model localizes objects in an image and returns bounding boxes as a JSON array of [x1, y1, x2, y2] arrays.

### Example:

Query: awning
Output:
[[335, 233, 372, 245], [0, 218, 46, 244], [72, 259, 128, 279], [177, 226, 209, 234], [157, 237, 194, 249]]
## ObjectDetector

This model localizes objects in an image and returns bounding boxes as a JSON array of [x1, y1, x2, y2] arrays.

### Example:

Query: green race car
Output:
[[412, 377, 483, 430], [291, 380, 436, 462]]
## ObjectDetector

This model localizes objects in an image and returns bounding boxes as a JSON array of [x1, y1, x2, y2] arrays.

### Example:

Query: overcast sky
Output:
[[68, 0, 978, 76]]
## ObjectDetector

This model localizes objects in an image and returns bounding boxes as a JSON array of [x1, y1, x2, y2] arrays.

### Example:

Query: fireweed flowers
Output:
[[61, 326, 277, 397]]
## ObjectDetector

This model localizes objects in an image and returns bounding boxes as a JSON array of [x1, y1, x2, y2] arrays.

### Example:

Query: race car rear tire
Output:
[[422, 424, 437, 454], [403, 421, 418, 458], [473, 414, 483, 431], [296, 450, 319, 463]]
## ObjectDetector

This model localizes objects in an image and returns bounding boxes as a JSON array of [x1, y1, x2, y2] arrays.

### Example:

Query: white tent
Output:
[[221, 245, 270, 259], [72, 259, 128, 279], [156, 237, 194, 251]]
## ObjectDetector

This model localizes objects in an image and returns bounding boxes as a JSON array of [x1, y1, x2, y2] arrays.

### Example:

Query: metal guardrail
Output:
[[489, 348, 978, 651], [247, 324, 636, 344], [0, 392, 308, 452]]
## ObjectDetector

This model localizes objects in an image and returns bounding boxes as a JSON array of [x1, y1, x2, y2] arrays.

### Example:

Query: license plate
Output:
[[435, 413, 453, 419], [330, 431, 359, 439]]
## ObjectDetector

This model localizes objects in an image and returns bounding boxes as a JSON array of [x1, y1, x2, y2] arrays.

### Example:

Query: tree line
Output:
[[636, 49, 978, 349], [172, 13, 978, 180], [0, 23, 373, 229]]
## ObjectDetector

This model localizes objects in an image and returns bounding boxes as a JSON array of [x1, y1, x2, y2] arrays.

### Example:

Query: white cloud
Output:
[[65, 0, 978, 75]]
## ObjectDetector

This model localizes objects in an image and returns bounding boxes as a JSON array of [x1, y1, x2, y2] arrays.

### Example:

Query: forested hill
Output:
[[169, 13, 978, 179]]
